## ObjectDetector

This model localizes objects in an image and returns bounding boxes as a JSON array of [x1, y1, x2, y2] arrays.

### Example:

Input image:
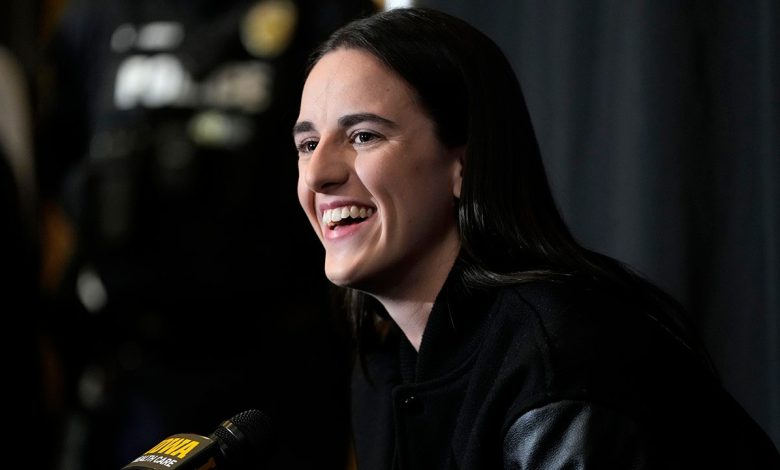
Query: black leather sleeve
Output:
[[502, 400, 656, 469]]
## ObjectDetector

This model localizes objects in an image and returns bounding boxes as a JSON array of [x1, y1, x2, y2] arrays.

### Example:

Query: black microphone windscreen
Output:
[[122, 409, 273, 470], [213, 409, 274, 467]]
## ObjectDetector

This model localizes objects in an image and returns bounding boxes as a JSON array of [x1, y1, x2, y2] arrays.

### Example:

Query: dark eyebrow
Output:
[[292, 121, 315, 136], [293, 113, 397, 138], [338, 113, 397, 129]]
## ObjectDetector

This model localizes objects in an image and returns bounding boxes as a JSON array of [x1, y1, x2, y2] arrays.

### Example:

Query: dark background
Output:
[[2, 0, 778, 464], [419, 0, 779, 450], [2, 0, 376, 469]]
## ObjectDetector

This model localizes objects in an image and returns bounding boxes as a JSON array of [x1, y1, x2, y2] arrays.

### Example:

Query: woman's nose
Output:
[[302, 140, 351, 192]]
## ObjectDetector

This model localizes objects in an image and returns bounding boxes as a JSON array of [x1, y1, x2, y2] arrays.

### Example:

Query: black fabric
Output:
[[419, 0, 780, 449], [351, 278, 780, 469]]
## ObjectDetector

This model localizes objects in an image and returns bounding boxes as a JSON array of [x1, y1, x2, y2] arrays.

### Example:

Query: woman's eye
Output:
[[297, 140, 318, 153], [352, 131, 377, 145]]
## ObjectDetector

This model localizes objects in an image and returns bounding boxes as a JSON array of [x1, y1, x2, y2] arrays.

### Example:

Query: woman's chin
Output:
[[324, 268, 356, 289]]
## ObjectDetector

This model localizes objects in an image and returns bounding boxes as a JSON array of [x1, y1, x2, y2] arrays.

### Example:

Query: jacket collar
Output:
[[399, 265, 495, 383]]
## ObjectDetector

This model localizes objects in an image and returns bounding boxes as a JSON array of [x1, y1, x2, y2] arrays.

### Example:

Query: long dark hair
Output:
[[305, 7, 711, 367]]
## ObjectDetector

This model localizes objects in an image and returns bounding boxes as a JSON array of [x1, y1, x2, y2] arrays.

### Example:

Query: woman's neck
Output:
[[373, 243, 460, 351], [379, 297, 434, 351]]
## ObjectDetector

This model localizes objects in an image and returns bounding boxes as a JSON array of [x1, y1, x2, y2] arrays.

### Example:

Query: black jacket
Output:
[[351, 278, 780, 469]]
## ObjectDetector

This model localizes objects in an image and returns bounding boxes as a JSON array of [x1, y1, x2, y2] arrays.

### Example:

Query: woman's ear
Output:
[[451, 145, 465, 199]]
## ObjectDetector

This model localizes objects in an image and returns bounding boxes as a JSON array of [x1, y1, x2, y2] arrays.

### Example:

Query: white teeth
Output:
[[322, 205, 374, 226]]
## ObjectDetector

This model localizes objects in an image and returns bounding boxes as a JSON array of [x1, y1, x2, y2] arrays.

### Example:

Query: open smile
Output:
[[322, 205, 375, 229]]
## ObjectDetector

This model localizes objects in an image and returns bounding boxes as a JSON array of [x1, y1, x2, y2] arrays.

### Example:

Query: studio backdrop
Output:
[[419, 0, 779, 448]]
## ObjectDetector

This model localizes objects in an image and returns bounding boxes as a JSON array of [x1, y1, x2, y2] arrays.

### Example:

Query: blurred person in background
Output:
[[34, 0, 377, 468], [1, 35, 58, 470]]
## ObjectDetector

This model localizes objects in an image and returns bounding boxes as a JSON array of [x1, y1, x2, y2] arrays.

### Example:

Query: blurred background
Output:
[[1, 0, 777, 468], [419, 0, 778, 452], [3, 0, 379, 468]]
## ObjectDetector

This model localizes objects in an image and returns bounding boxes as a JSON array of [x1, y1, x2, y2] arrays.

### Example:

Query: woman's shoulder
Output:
[[493, 277, 687, 346], [487, 277, 714, 398], [489, 279, 780, 468], [492, 277, 647, 338]]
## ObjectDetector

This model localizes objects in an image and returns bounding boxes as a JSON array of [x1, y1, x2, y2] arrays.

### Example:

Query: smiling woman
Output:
[[294, 47, 463, 345], [292, 7, 780, 470]]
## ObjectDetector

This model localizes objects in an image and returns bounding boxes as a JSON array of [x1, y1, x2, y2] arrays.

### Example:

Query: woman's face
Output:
[[294, 48, 463, 296]]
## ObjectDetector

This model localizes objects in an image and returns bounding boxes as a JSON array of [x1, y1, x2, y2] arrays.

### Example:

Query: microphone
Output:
[[122, 409, 273, 470]]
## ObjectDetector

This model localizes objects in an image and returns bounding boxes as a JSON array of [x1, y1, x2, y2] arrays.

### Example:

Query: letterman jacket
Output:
[[351, 277, 780, 469]]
